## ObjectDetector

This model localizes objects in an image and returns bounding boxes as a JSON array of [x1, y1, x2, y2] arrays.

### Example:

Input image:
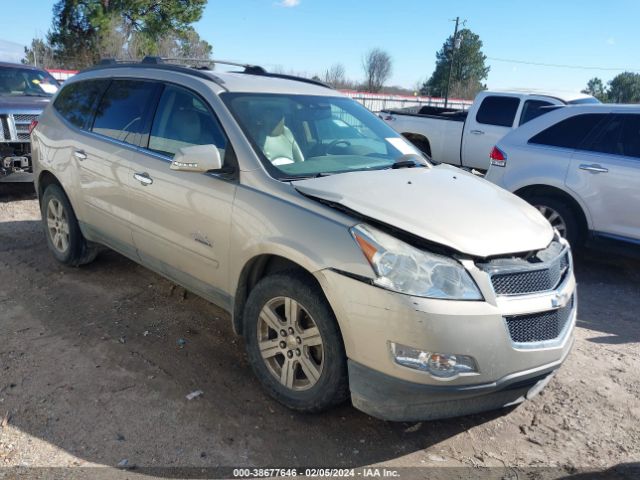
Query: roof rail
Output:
[[244, 71, 333, 89], [85, 59, 226, 89], [90, 57, 332, 90], [137, 57, 331, 88]]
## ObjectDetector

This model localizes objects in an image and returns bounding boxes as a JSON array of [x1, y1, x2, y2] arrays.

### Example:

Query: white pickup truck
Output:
[[381, 90, 598, 171]]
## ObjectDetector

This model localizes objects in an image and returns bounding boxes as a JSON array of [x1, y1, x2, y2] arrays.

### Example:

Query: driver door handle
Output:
[[579, 164, 609, 174], [470, 130, 484, 135], [133, 172, 153, 186]]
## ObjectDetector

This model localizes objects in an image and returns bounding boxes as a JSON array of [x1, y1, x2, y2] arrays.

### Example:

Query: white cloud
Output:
[[277, 0, 300, 7], [607, 37, 616, 45]]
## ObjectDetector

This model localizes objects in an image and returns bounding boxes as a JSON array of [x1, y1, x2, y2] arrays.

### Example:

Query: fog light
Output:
[[390, 342, 478, 379]]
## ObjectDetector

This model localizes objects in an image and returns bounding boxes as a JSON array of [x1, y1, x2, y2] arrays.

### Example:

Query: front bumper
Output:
[[0, 145, 33, 182], [314, 258, 576, 421], [349, 351, 566, 421]]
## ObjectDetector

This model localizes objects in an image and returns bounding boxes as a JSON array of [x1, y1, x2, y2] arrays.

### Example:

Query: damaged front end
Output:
[[0, 113, 38, 182]]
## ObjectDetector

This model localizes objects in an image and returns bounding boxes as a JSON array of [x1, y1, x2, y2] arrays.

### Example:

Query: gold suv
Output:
[[31, 58, 576, 421]]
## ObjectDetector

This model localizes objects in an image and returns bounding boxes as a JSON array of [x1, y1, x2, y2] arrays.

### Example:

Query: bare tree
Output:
[[362, 48, 392, 93], [23, 37, 57, 69], [323, 63, 346, 88]]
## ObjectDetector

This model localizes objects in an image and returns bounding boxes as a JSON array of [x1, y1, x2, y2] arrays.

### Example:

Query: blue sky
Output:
[[1, 0, 639, 94]]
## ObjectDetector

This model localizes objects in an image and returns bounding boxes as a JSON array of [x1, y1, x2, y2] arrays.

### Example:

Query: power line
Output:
[[487, 56, 640, 72]]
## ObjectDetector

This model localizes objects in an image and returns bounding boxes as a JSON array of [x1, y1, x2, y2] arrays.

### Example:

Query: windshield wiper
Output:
[[388, 153, 430, 169], [391, 159, 419, 169], [280, 172, 334, 181]]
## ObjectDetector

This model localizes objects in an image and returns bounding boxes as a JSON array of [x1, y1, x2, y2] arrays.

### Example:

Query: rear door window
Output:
[[147, 84, 227, 158], [475, 96, 520, 127], [92, 79, 160, 146], [528, 114, 608, 149], [519, 100, 557, 125], [53, 79, 110, 129], [586, 114, 640, 159]]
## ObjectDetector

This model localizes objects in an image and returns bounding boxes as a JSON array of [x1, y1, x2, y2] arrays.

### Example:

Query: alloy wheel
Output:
[[536, 205, 568, 238], [257, 296, 324, 391], [46, 198, 70, 253]]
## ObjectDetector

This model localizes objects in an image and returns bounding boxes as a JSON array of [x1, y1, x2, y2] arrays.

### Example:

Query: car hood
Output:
[[293, 165, 553, 257], [0, 95, 50, 112]]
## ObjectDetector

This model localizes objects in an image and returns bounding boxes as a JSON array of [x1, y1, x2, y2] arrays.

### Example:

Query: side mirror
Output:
[[170, 144, 222, 173]]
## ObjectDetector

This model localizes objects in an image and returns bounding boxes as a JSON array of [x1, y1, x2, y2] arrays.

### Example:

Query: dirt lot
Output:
[[0, 184, 639, 479]]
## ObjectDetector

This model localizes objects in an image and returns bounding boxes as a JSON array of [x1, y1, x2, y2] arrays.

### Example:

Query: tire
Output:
[[41, 184, 98, 266], [243, 271, 349, 412], [402, 134, 431, 157], [523, 194, 583, 247]]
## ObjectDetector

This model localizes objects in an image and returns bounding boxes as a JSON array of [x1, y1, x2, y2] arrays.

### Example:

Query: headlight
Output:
[[351, 224, 482, 300]]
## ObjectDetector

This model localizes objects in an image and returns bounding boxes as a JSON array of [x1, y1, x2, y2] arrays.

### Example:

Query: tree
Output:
[[606, 72, 640, 103], [22, 38, 56, 69], [422, 28, 489, 99], [153, 28, 212, 60], [48, 0, 103, 68], [323, 63, 346, 88], [362, 48, 392, 93], [581, 77, 607, 101], [47, 0, 208, 68]]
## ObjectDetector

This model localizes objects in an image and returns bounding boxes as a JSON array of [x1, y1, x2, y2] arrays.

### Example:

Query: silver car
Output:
[[31, 58, 576, 421], [486, 104, 640, 247]]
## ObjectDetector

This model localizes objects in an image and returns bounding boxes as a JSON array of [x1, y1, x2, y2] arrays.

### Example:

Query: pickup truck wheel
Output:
[[41, 184, 98, 266], [525, 194, 581, 246], [243, 272, 349, 412]]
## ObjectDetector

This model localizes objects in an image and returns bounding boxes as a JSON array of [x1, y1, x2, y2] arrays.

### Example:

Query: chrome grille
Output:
[[13, 113, 37, 141], [476, 241, 571, 297], [505, 296, 574, 343], [13, 113, 37, 123], [0, 113, 38, 142], [491, 253, 569, 295], [0, 115, 9, 141]]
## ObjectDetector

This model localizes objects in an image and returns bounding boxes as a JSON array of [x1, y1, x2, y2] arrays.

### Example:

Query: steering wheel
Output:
[[326, 139, 352, 154]]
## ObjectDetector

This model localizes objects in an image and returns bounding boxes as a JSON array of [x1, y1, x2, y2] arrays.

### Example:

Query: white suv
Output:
[[486, 105, 640, 247]]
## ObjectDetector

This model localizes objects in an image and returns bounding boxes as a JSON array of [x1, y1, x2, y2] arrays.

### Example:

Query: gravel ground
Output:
[[0, 184, 639, 479]]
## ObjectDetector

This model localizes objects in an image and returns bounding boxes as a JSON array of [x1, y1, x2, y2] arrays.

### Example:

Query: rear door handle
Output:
[[579, 164, 609, 174], [470, 130, 484, 135], [133, 172, 153, 186], [73, 150, 87, 161]]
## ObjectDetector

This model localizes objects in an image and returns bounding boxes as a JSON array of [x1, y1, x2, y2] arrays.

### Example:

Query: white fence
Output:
[[342, 90, 473, 113], [47, 69, 78, 82]]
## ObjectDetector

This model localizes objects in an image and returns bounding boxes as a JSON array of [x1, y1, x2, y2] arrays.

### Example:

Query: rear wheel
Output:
[[41, 184, 98, 266], [402, 134, 431, 157], [243, 272, 349, 412], [523, 194, 583, 247]]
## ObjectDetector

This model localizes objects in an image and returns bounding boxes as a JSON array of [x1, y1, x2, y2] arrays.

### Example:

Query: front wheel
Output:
[[243, 272, 349, 412]]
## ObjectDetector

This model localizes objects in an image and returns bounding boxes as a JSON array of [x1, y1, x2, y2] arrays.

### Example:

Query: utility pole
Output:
[[444, 16, 460, 109]]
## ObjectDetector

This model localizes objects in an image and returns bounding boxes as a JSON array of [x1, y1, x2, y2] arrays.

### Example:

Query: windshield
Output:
[[221, 93, 424, 179], [0, 66, 59, 97]]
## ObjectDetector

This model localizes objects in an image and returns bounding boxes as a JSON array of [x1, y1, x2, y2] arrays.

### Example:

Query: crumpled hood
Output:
[[293, 165, 553, 257]]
